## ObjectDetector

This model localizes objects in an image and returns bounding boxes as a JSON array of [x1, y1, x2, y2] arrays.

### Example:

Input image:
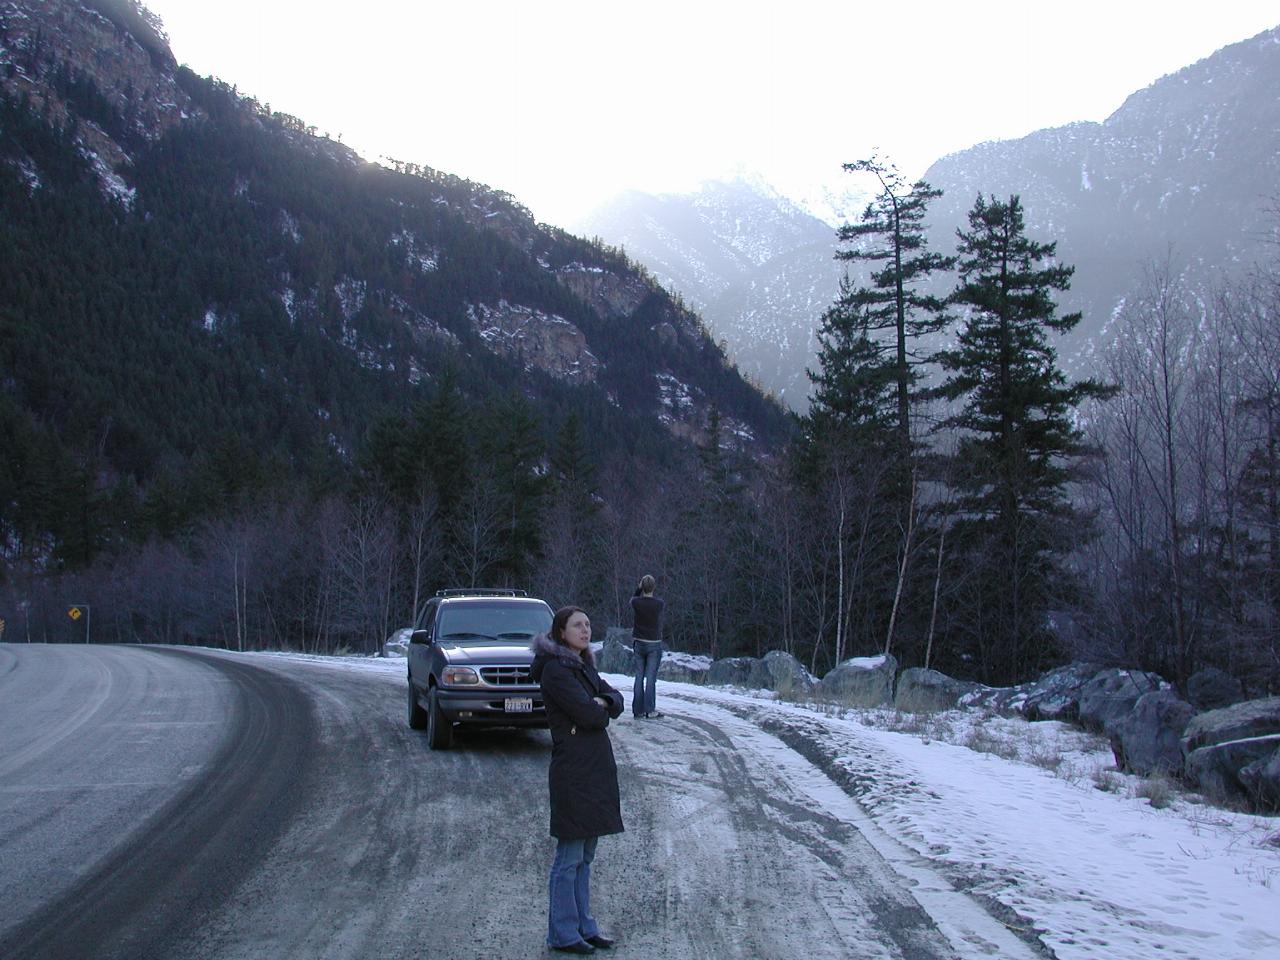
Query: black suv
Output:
[[407, 589, 554, 749]]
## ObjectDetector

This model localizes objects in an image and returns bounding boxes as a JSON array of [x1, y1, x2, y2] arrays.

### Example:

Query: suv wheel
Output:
[[407, 677, 428, 730], [426, 686, 454, 750]]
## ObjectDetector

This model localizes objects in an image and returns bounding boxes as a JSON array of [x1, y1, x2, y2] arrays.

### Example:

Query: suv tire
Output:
[[407, 677, 428, 730], [426, 685, 454, 750]]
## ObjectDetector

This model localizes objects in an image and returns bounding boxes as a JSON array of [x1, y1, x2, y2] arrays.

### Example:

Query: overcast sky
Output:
[[142, 1, 1279, 227]]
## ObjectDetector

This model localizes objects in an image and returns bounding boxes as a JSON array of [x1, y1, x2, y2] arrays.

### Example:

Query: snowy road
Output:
[[0, 644, 1040, 960]]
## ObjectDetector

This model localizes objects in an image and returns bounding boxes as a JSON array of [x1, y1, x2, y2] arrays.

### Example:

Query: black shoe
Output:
[[585, 935, 615, 949], [550, 943, 594, 955]]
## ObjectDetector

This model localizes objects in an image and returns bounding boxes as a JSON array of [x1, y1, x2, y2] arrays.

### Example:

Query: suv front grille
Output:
[[480, 664, 534, 686]]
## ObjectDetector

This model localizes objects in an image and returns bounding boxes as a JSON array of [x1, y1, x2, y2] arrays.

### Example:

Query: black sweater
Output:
[[630, 594, 664, 642]]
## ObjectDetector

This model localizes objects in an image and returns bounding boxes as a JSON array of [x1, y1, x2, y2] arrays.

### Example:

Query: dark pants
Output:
[[632, 639, 661, 716]]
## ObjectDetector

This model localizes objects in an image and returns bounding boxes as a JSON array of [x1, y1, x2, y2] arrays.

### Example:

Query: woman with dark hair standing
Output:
[[530, 606, 625, 954]]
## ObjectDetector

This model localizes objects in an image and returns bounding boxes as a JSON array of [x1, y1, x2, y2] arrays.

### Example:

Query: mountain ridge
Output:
[[578, 24, 1280, 407], [0, 0, 787, 563]]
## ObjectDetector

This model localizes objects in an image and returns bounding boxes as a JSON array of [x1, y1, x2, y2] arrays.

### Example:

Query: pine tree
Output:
[[804, 284, 897, 459], [834, 155, 954, 455], [478, 393, 546, 583], [796, 155, 952, 667], [936, 194, 1112, 682], [418, 370, 472, 519], [549, 411, 597, 506], [537, 412, 602, 610], [684, 407, 753, 658]]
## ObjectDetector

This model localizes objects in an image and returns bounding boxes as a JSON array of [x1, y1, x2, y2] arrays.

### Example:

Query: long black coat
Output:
[[530, 633, 625, 840]]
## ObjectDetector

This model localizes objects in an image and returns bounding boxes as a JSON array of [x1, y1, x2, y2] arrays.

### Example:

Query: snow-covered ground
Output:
[[258, 651, 1280, 959], [661, 682, 1280, 960]]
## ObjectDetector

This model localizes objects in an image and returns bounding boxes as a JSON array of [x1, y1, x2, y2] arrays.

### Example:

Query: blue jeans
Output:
[[547, 836, 600, 947], [633, 640, 661, 717]]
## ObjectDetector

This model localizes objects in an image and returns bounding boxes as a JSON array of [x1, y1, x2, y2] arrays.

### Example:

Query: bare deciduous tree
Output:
[[448, 468, 504, 589], [324, 493, 398, 653]]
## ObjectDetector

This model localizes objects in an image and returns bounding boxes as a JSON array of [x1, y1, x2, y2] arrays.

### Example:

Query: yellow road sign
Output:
[[68, 606, 83, 621]]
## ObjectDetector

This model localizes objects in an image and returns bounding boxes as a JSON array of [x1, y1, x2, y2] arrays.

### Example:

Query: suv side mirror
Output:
[[410, 629, 431, 645]]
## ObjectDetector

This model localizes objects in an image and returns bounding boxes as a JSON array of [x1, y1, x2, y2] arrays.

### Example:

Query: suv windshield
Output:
[[435, 602, 552, 644]]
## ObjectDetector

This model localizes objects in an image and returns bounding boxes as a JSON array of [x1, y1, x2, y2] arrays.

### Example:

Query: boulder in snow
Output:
[[382, 627, 412, 658], [596, 628, 635, 675], [747, 651, 815, 696], [957, 684, 1025, 715], [1078, 668, 1168, 736], [1181, 697, 1280, 805], [707, 656, 758, 687], [1021, 662, 1108, 722], [894, 667, 981, 712], [817, 654, 897, 707], [1185, 735, 1280, 804], [1182, 696, 1280, 753], [1111, 690, 1196, 776], [1238, 747, 1280, 811], [658, 652, 711, 684]]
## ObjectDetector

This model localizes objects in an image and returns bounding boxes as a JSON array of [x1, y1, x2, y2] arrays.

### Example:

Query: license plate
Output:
[[505, 697, 533, 713]]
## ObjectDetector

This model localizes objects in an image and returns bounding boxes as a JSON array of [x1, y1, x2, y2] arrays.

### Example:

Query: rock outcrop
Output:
[[468, 301, 600, 384], [1, 0, 193, 199], [556, 264, 648, 320]]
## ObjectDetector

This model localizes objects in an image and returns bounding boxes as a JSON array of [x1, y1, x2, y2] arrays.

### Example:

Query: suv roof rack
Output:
[[434, 588, 529, 598]]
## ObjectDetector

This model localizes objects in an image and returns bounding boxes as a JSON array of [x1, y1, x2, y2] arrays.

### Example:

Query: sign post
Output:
[[68, 604, 91, 643]]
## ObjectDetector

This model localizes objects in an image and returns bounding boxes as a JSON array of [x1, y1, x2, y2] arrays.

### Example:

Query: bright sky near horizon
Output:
[[141, 1, 1279, 228]]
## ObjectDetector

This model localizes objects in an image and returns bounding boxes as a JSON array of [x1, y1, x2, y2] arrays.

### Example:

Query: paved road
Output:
[[0, 644, 1033, 959]]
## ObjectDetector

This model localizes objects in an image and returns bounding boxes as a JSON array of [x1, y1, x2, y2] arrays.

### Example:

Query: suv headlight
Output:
[[441, 666, 480, 685]]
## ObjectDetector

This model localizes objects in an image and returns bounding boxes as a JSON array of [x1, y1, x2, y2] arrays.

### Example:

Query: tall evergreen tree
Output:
[[549, 411, 597, 506], [536, 412, 603, 610], [935, 194, 1112, 682], [418, 370, 473, 518], [795, 155, 952, 667], [834, 155, 954, 455], [478, 393, 547, 583], [804, 285, 897, 455]]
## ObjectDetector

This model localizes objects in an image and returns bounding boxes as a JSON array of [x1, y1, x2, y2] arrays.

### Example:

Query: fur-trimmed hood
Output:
[[529, 630, 595, 682]]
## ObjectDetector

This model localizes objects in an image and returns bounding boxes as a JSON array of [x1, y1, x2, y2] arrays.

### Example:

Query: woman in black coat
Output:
[[530, 606, 624, 954]]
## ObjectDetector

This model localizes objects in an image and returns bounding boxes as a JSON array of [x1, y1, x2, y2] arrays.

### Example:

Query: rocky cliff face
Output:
[[468, 301, 600, 384], [1, 0, 190, 174], [556, 262, 648, 320]]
